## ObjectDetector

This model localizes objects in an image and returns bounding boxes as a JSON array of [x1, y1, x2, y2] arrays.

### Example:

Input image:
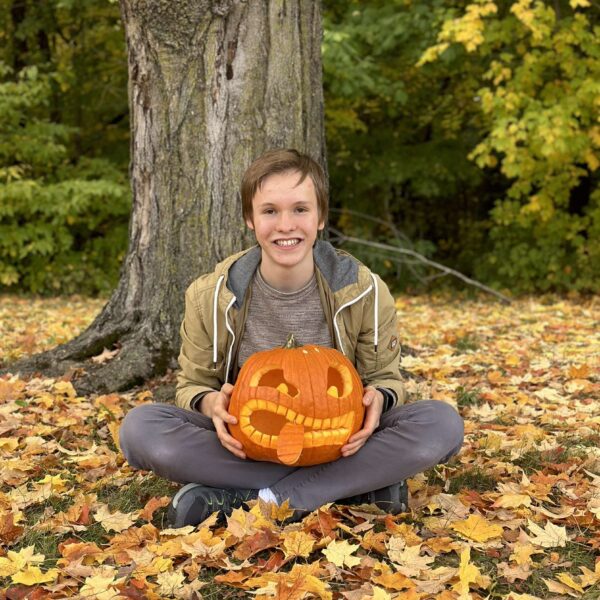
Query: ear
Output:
[[246, 217, 255, 231], [318, 218, 325, 231]]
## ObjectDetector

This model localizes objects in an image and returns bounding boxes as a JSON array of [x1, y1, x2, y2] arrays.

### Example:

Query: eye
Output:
[[250, 367, 299, 397], [326, 365, 352, 397]]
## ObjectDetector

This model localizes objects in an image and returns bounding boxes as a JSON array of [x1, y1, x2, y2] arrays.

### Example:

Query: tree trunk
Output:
[[5, 0, 326, 395]]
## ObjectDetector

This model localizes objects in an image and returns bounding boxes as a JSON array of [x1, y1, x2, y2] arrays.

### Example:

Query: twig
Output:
[[329, 226, 511, 304]]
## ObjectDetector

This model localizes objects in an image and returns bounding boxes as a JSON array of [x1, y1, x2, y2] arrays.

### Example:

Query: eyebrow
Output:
[[256, 200, 312, 208]]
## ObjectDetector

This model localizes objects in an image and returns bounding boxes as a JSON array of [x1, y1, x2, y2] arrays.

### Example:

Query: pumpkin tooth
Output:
[[276, 404, 287, 416], [296, 414, 305, 425], [257, 399, 268, 410], [250, 430, 263, 443], [322, 430, 333, 444], [240, 416, 251, 429], [322, 418, 331, 430], [312, 418, 323, 429], [331, 415, 340, 428], [304, 417, 314, 427], [270, 435, 278, 448], [304, 431, 314, 447], [286, 408, 297, 421]]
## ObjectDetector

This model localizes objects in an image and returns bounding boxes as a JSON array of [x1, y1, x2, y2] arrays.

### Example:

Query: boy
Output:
[[120, 149, 464, 526]]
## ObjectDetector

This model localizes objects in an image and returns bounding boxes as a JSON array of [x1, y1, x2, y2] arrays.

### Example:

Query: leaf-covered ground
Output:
[[0, 293, 599, 600]]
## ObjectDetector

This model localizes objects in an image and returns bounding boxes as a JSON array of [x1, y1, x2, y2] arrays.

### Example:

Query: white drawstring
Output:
[[224, 297, 237, 383], [333, 285, 373, 355], [213, 275, 225, 365], [370, 272, 379, 352]]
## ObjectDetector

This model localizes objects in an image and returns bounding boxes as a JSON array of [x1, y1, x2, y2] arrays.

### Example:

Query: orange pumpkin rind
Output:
[[229, 334, 365, 466]]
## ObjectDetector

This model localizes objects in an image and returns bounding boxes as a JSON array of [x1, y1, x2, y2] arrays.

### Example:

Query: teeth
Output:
[[243, 401, 356, 449], [275, 239, 300, 247]]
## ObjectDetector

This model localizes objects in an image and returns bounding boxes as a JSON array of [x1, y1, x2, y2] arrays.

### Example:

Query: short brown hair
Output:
[[241, 149, 328, 224]]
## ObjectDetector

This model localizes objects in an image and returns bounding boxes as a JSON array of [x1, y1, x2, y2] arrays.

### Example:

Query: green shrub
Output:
[[0, 64, 130, 295]]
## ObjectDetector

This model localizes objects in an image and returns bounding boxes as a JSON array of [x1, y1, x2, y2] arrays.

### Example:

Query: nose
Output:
[[276, 211, 296, 232]]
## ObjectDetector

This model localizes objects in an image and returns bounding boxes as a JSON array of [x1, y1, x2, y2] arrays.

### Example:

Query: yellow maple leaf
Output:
[[370, 587, 392, 600], [451, 514, 503, 542], [0, 437, 19, 451], [372, 563, 414, 591], [283, 530, 315, 559], [93, 504, 136, 533], [509, 542, 544, 565], [156, 570, 186, 597], [0, 546, 44, 577], [556, 572, 585, 594], [527, 519, 569, 548], [53, 380, 76, 397], [11, 566, 58, 586], [80, 574, 120, 600], [493, 493, 532, 509], [246, 563, 332, 600], [36, 474, 69, 493], [256, 497, 295, 522], [453, 546, 481, 600], [322, 539, 361, 568], [579, 561, 600, 587], [387, 543, 434, 577]]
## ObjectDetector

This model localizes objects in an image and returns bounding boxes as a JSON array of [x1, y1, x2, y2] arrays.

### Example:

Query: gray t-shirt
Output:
[[238, 268, 333, 367]]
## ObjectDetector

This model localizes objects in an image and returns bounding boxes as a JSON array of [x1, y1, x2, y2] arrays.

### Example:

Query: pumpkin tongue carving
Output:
[[228, 333, 365, 466], [276, 422, 305, 465]]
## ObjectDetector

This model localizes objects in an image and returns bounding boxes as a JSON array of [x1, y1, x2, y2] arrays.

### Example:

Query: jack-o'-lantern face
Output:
[[228, 335, 365, 466]]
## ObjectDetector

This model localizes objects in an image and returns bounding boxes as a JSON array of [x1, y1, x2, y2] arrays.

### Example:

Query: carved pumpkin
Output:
[[228, 334, 365, 466]]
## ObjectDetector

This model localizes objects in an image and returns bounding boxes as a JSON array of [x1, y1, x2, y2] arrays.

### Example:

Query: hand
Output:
[[341, 386, 383, 458], [201, 383, 246, 459]]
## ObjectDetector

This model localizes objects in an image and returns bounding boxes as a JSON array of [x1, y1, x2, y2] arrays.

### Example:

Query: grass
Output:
[[456, 386, 483, 407]]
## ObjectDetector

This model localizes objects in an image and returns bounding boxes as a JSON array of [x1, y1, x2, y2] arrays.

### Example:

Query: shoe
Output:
[[337, 480, 408, 514], [167, 483, 258, 527]]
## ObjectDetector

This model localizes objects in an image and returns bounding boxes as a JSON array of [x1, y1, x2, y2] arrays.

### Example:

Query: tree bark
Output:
[[4, 0, 326, 394]]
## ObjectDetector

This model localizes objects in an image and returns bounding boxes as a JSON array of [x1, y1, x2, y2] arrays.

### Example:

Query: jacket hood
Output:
[[220, 241, 364, 309]]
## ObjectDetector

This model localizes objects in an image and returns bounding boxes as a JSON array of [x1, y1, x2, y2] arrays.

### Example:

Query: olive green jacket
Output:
[[176, 241, 406, 410]]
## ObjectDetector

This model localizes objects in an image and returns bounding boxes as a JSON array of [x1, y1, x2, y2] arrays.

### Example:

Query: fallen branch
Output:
[[328, 226, 511, 304]]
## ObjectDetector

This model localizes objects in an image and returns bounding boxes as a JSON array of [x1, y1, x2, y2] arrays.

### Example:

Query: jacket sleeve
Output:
[[175, 280, 225, 410], [353, 274, 406, 406]]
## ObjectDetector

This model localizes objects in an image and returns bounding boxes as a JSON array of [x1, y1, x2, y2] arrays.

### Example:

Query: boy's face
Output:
[[246, 170, 324, 277]]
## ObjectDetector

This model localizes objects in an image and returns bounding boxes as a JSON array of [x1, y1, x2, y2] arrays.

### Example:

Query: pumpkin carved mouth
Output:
[[239, 399, 356, 449]]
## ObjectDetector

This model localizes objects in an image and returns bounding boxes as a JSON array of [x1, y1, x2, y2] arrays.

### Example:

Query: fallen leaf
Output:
[[322, 539, 361, 568], [451, 514, 504, 542], [527, 519, 569, 548]]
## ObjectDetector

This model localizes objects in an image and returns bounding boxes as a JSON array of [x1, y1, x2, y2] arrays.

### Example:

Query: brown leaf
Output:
[[138, 496, 170, 521], [91, 347, 120, 364], [234, 527, 280, 560]]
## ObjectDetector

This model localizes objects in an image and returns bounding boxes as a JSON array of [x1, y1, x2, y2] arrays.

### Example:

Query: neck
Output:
[[259, 261, 315, 293]]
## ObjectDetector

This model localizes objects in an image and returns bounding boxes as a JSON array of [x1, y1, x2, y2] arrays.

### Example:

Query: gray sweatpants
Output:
[[119, 400, 464, 514]]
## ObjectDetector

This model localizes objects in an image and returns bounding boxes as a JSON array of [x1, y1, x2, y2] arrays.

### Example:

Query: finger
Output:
[[346, 429, 371, 445], [341, 440, 366, 457], [223, 440, 246, 459], [215, 420, 243, 448], [215, 407, 237, 425], [221, 382, 234, 396]]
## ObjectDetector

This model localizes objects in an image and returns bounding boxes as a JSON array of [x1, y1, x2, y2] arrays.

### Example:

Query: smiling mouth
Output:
[[274, 238, 302, 247], [239, 398, 355, 449]]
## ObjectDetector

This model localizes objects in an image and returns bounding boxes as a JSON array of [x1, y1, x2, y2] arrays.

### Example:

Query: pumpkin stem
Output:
[[284, 333, 300, 349]]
